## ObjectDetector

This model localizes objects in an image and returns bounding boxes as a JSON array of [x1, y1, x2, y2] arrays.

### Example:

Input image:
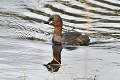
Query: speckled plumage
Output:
[[62, 32, 90, 46]]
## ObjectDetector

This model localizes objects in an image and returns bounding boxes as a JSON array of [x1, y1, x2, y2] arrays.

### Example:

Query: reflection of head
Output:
[[44, 44, 63, 72], [43, 63, 61, 72]]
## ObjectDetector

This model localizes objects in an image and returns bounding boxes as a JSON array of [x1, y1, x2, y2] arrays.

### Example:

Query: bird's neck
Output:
[[54, 26, 62, 36], [53, 26, 63, 43]]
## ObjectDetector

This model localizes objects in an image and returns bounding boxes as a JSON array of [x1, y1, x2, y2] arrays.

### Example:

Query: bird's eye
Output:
[[49, 17, 53, 21]]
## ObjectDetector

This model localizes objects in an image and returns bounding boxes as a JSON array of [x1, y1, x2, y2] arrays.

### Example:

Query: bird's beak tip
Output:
[[44, 21, 49, 24]]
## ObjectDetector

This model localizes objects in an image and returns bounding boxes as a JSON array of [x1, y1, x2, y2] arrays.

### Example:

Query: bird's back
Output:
[[62, 32, 90, 46]]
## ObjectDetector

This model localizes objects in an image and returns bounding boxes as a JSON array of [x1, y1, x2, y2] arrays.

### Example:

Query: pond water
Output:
[[0, 0, 120, 80]]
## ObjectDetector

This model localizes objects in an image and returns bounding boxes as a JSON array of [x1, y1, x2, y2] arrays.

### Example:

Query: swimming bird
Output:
[[44, 14, 90, 46]]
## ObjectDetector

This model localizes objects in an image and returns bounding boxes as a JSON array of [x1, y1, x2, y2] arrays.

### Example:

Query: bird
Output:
[[44, 14, 90, 46]]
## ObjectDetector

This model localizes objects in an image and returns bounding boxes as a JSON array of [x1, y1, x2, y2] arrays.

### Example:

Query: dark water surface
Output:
[[0, 0, 120, 80]]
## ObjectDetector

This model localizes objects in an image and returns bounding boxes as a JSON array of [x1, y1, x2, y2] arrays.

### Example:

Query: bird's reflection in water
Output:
[[64, 46, 78, 51], [44, 44, 63, 72]]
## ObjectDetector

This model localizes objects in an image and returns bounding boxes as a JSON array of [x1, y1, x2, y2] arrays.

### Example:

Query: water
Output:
[[0, 0, 120, 80]]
